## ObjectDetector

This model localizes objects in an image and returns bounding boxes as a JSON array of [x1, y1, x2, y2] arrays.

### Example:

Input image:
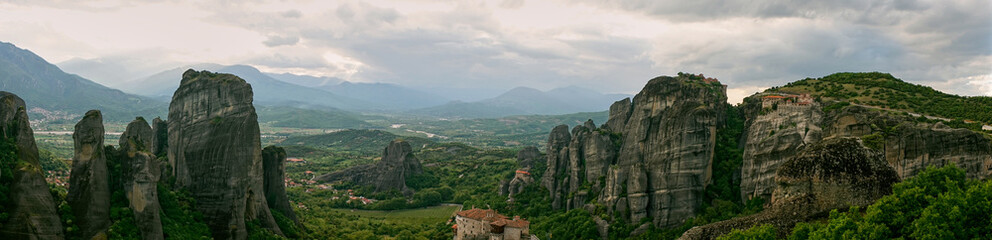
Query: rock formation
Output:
[[262, 146, 300, 225], [542, 75, 728, 228], [317, 140, 424, 195], [516, 146, 539, 169], [167, 70, 282, 239], [823, 106, 992, 180], [67, 110, 112, 240], [739, 97, 824, 201], [150, 117, 168, 157], [680, 138, 899, 240], [0, 91, 64, 239], [500, 146, 541, 201], [739, 98, 992, 203], [119, 117, 163, 240]]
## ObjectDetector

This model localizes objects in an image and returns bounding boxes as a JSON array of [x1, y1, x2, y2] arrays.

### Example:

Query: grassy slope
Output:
[[770, 72, 992, 124]]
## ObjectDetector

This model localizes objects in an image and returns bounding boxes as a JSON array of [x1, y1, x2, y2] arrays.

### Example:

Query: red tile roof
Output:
[[457, 208, 506, 221]]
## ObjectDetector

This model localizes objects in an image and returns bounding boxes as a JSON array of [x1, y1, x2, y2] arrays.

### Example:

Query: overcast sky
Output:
[[1, 0, 989, 103]]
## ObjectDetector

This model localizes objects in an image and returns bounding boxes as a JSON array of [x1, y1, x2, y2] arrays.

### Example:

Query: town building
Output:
[[453, 208, 536, 240]]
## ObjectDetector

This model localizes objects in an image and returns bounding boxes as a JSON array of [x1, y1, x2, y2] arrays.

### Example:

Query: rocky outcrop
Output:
[[516, 146, 539, 169], [262, 146, 300, 225], [501, 146, 541, 201], [317, 140, 424, 195], [601, 76, 726, 227], [739, 97, 824, 201], [740, 100, 992, 203], [545, 120, 619, 210], [119, 117, 164, 240], [823, 106, 992, 180], [0, 91, 64, 239], [604, 98, 632, 133], [150, 117, 168, 157], [167, 70, 282, 239], [542, 75, 727, 228], [67, 110, 112, 240], [680, 138, 899, 240]]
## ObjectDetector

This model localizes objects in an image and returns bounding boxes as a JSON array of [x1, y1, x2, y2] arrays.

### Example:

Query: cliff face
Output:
[[739, 100, 992, 203], [119, 117, 164, 240], [0, 91, 64, 239], [317, 140, 424, 195], [262, 146, 300, 225], [739, 98, 824, 201], [605, 77, 726, 227], [67, 110, 112, 240], [542, 76, 727, 228], [167, 70, 282, 239], [151, 117, 168, 157], [681, 138, 899, 240], [823, 106, 992, 180]]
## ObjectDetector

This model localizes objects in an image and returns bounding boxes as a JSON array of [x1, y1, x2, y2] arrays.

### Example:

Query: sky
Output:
[[0, 0, 989, 104]]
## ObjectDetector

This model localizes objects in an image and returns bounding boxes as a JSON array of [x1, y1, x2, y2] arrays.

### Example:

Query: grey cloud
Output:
[[281, 9, 302, 18], [262, 35, 300, 47]]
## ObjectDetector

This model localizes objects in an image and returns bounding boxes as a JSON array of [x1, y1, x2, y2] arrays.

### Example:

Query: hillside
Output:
[[770, 72, 992, 125], [256, 106, 375, 129], [278, 129, 435, 156], [0, 41, 165, 122]]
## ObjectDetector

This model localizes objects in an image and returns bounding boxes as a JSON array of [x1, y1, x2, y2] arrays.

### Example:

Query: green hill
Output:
[[256, 106, 375, 129], [769, 72, 992, 124], [278, 129, 435, 155]]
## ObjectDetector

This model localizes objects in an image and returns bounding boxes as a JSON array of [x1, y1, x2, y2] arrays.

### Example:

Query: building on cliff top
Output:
[[453, 208, 536, 240], [761, 93, 813, 108]]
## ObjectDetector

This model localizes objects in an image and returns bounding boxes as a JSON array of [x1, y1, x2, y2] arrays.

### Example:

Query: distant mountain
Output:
[[0, 41, 165, 122], [266, 72, 343, 88], [323, 82, 450, 110], [121, 64, 378, 111], [122, 63, 224, 99], [56, 57, 177, 89], [408, 86, 632, 118], [268, 73, 450, 110]]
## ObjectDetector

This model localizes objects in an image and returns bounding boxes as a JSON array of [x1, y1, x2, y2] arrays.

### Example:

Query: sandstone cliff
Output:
[[262, 146, 300, 225], [680, 138, 899, 240], [739, 97, 992, 203], [542, 75, 727, 228], [119, 117, 164, 240], [738, 97, 824, 201], [150, 117, 168, 157], [167, 70, 282, 239], [0, 91, 64, 239], [317, 140, 424, 195], [67, 110, 112, 240]]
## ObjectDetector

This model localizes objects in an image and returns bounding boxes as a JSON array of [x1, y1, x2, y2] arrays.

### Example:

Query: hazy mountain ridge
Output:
[[409, 86, 632, 118], [0, 41, 165, 122]]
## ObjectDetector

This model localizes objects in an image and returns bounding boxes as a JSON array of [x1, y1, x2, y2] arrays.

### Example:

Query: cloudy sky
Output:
[[1, 0, 989, 103]]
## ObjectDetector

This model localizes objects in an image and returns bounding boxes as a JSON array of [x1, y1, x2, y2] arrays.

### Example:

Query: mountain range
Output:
[[1, 41, 631, 123], [0, 41, 165, 122], [409, 86, 631, 118]]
